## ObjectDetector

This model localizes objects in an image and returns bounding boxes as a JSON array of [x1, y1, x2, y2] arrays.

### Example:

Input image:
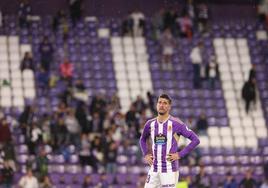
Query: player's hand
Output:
[[144, 154, 154, 166], [167, 152, 180, 162]]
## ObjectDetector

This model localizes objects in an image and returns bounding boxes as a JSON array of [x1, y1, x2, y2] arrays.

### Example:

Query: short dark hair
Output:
[[158, 94, 172, 104]]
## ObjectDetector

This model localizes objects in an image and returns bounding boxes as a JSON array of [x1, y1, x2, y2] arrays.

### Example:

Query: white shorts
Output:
[[163, 47, 173, 55], [144, 169, 179, 188]]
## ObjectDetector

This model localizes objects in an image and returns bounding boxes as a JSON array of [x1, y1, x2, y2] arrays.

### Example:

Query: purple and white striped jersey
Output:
[[139, 115, 200, 173]]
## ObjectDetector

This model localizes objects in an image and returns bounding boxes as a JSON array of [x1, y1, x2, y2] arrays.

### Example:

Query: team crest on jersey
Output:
[[154, 133, 167, 145], [168, 125, 172, 131]]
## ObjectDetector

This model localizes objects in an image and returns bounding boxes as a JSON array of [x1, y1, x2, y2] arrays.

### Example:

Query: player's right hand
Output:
[[144, 154, 154, 166]]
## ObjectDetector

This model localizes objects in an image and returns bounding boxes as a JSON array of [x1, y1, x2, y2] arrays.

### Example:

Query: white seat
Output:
[[9, 61, 20, 70], [219, 127, 232, 137], [207, 127, 219, 137], [0, 71, 10, 80], [128, 72, 139, 80], [240, 55, 251, 64], [8, 46, 20, 55], [198, 136, 209, 148], [229, 55, 239, 64], [118, 89, 130, 99], [23, 80, 35, 88], [0, 36, 7, 45], [112, 45, 123, 54], [129, 80, 141, 90], [22, 70, 34, 80], [124, 45, 134, 54], [130, 89, 142, 100], [0, 53, 8, 61], [134, 37, 145, 46], [116, 80, 128, 89], [135, 46, 146, 54], [221, 136, 233, 147], [98, 28, 110, 38], [222, 82, 233, 91], [256, 127, 267, 138], [244, 127, 256, 137], [125, 53, 136, 63], [253, 117, 266, 128], [0, 45, 8, 53], [114, 63, 125, 72], [123, 37, 133, 46], [9, 53, 20, 61], [246, 137, 258, 148], [13, 97, 24, 107], [232, 127, 244, 137], [234, 136, 246, 147], [236, 38, 247, 47], [0, 61, 9, 70], [229, 117, 242, 127], [217, 55, 228, 64], [210, 137, 222, 147], [113, 54, 124, 63], [115, 71, 127, 81], [1, 97, 12, 107], [24, 88, 36, 98], [215, 48, 226, 56], [227, 47, 237, 56], [126, 63, 137, 71], [111, 37, 122, 45], [225, 38, 235, 47], [11, 70, 22, 79], [225, 91, 236, 100], [8, 36, 19, 45], [20, 44, 32, 56], [0, 87, 11, 97], [241, 117, 253, 127], [141, 80, 152, 91], [12, 87, 24, 97], [228, 108, 239, 118], [220, 72, 232, 81], [11, 79, 23, 88], [213, 38, 224, 47]]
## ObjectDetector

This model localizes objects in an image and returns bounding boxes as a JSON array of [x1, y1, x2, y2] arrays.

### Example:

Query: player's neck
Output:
[[157, 114, 169, 124]]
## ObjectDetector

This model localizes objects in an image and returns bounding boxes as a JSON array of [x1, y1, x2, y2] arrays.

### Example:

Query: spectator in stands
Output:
[[130, 10, 145, 37], [18, 169, 39, 188], [193, 164, 212, 188], [182, 0, 196, 23], [0, 118, 12, 146], [54, 117, 68, 149], [163, 8, 178, 33], [82, 175, 93, 188], [20, 52, 34, 72], [97, 173, 109, 188], [40, 114, 51, 144], [147, 91, 157, 115], [152, 9, 164, 40], [35, 148, 49, 179], [239, 169, 258, 188], [91, 135, 104, 170], [104, 140, 118, 174], [177, 13, 193, 38], [125, 104, 138, 129], [28, 123, 42, 155], [248, 64, 256, 81], [223, 172, 238, 188], [73, 79, 88, 103], [160, 28, 175, 70], [264, 161, 268, 179], [65, 108, 81, 147], [258, 0, 268, 24], [75, 102, 90, 133], [261, 179, 268, 188], [39, 36, 54, 72], [18, 0, 32, 28], [69, 0, 83, 26], [122, 13, 133, 36], [0, 9, 3, 28], [37, 67, 49, 94], [39, 175, 54, 188], [242, 78, 256, 114], [60, 58, 73, 85], [196, 113, 209, 135], [190, 41, 203, 89], [207, 55, 218, 89], [133, 95, 146, 114], [196, 3, 209, 33], [19, 105, 34, 136], [1, 160, 14, 188]]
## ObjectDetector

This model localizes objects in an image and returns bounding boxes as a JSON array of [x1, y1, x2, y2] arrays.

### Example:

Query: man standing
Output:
[[139, 94, 200, 188]]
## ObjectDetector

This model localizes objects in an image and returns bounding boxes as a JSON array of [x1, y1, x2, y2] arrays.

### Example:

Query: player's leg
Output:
[[159, 171, 179, 188], [144, 170, 161, 188]]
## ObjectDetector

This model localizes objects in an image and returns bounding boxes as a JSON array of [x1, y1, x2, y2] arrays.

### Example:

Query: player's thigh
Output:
[[144, 171, 161, 188], [159, 171, 179, 188]]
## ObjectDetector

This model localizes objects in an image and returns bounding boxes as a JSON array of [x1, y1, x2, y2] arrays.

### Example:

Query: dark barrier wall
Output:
[[0, 0, 257, 20]]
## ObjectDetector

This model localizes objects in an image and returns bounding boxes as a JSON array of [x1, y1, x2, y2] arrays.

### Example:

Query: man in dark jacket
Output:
[[242, 78, 256, 114]]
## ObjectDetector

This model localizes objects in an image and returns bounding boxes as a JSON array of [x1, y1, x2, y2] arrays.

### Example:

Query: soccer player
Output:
[[139, 94, 200, 188]]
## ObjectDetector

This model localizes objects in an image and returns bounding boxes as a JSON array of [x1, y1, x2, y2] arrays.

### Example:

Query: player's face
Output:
[[157, 98, 171, 115]]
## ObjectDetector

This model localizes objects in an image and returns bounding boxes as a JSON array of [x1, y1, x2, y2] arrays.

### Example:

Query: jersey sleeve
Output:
[[173, 120, 200, 158], [139, 120, 151, 156]]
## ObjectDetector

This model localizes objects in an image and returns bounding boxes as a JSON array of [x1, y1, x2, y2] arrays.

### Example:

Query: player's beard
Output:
[[158, 111, 167, 116]]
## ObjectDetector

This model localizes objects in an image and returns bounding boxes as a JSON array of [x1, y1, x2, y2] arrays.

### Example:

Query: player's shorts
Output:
[[144, 168, 179, 188]]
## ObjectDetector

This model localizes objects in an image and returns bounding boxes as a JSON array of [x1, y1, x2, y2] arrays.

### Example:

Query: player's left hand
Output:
[[166, 152, 180, 162]]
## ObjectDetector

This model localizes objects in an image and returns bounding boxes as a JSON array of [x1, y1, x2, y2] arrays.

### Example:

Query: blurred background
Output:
[[0, 0, 267, 187]]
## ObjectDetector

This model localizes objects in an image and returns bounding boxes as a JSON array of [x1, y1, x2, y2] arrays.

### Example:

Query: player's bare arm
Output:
[[144, 153, 154, 166]]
